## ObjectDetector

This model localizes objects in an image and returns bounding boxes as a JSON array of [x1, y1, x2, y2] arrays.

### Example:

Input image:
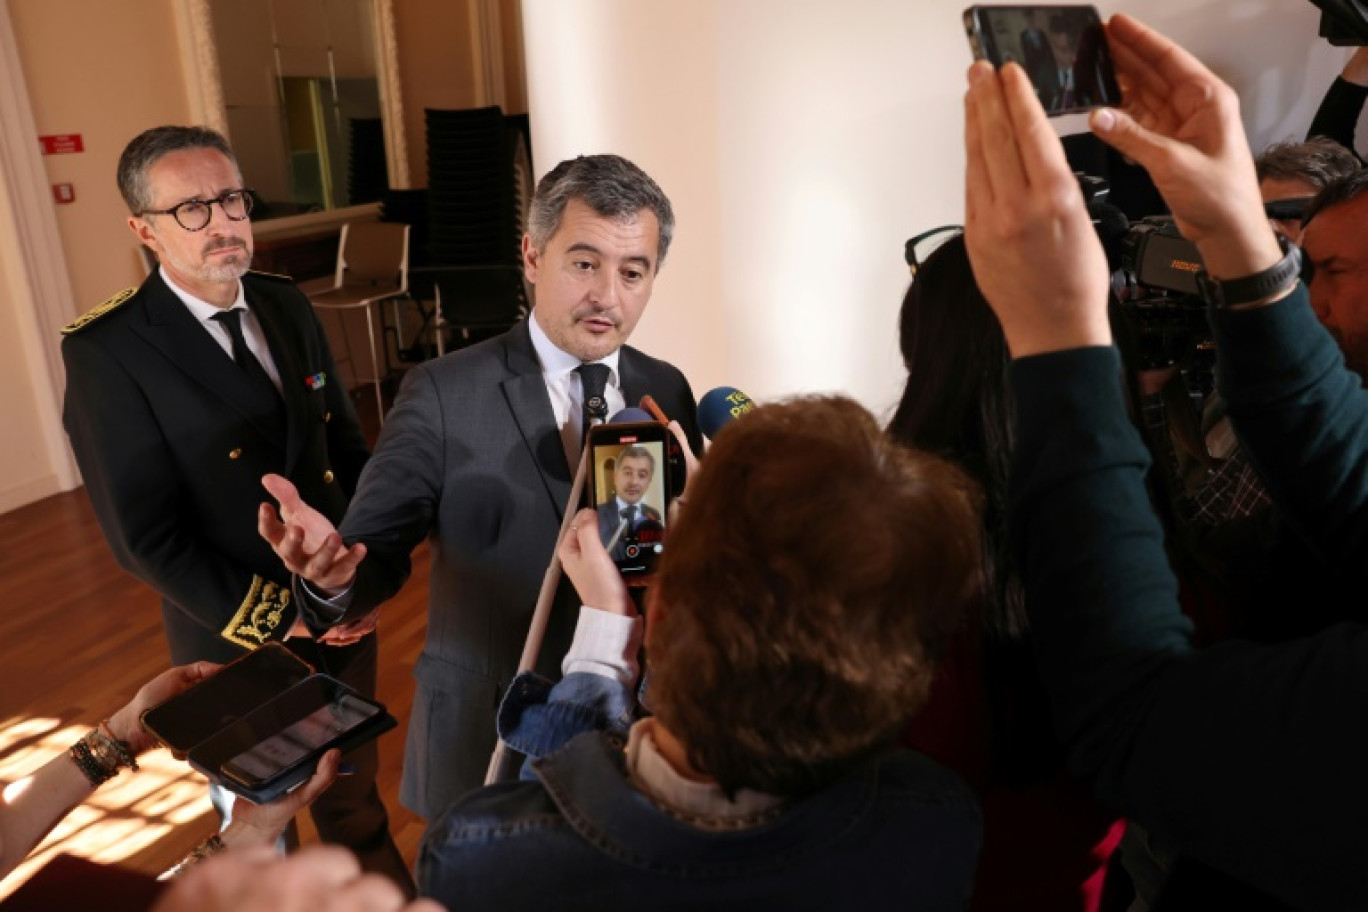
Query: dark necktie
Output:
[[620, 504, 637, 528], [576, 362, 611, 449], [212, 309, 281, 403]]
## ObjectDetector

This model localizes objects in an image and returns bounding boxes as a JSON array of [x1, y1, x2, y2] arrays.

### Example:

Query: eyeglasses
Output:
[[140, 189, 255, 232], [904, 225, 963, 276], [1263, 197, 1314, 223]]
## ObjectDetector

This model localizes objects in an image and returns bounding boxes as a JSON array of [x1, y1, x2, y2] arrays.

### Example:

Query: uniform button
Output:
[[229, 448, 243, 460], [323, 469, 335, 483], [323, 411, 332, 422]]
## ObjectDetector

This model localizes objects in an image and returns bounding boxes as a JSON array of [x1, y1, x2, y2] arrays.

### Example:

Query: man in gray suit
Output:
[[261, 154, 701, 817]]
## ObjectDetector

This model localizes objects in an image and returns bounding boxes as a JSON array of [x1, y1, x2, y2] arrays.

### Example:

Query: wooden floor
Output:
[[0, 460, 430, 896]]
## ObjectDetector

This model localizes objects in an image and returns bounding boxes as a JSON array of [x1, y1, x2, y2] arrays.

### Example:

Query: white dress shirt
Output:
[[161, 267, 283, 393], [527, 313, 625, 471]]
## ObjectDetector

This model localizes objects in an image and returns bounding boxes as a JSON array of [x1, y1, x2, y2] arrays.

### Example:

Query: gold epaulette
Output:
[[247, 269, 293, 283], [62, 287, 136, 335], [221, 576, 293, 649]]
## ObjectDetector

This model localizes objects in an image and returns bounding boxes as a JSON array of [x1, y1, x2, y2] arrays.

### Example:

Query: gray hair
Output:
[[527, 154, 675, 269], [117, 125, 238, 214], [618, 444, 656, 475], [1255, 136, 1361, 192]]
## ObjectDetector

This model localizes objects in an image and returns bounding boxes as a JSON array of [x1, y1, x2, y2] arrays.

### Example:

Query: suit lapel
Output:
[[618, 347, 649, 411], [130, 272, 285, 447], [499, 321, 574, 519], [247, 281, 309, 471]]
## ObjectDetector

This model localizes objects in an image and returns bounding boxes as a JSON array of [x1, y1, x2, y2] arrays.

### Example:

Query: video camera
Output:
[[1076, 175, 1214, 377]]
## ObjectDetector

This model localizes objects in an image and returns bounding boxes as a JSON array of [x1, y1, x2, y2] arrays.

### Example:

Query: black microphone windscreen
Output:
[[608, 407, 654, 425], [698, 387, 756, 440]]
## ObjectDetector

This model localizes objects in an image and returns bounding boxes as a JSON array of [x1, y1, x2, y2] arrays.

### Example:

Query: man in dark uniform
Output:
[[60, 125, 411, 891]]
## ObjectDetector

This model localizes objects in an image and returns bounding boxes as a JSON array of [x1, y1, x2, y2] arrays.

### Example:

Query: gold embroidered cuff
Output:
[[221, 576, 292, 648]]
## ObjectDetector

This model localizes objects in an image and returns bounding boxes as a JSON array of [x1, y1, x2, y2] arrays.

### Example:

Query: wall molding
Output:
[[471, 0, 507, 109], [176, 0, 409, 190], [373, 0, 410, 189], [0, 0, 81, 500]]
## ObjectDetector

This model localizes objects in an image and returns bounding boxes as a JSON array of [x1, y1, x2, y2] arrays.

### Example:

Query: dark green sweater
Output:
[[1009, 284, 1368, 911]]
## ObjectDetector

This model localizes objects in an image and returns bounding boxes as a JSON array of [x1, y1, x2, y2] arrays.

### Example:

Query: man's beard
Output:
[[163, 238, 252, 283]]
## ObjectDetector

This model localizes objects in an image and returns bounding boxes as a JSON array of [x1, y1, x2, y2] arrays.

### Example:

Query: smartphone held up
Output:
[[586, 421, 673, 579], [963, 5, 1121, 117]]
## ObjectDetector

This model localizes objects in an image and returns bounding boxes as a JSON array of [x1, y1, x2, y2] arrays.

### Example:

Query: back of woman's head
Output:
[[647, 396, 983, 798], [888, 234, 1012, 483]]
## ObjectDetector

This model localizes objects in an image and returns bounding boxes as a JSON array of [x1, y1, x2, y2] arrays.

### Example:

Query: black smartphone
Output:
[[141, 642, 312, 758], [586, 421, 672, 577], [221, 684, 382, 790], [963, 5, 1122, 116]]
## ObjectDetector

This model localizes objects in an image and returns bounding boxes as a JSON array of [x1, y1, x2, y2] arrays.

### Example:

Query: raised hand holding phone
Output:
[[962, 57, 1113, 356], [1085, 14, 1283, 282]]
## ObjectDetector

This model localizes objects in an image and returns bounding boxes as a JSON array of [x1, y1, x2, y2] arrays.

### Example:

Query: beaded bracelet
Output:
[[68, 722, 138, 787], [68, 737, 113, 787], [97, 721, 139, 772]]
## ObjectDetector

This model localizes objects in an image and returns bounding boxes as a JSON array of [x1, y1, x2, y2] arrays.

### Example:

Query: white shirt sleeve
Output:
[[561, 606, 644, 689]]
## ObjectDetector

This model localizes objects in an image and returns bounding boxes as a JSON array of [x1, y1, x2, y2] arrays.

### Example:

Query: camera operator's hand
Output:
[[560, 508, 635, 618], [1088, 14, 1283, 284], [963, 60, 1112, 356]]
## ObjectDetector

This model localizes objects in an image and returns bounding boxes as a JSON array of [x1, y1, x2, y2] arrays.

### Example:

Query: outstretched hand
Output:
[[559, 508, 635, 617], [963, 60, 1112, 357], [258, 474, 365, 593], [1087, 14, 1282, 281]]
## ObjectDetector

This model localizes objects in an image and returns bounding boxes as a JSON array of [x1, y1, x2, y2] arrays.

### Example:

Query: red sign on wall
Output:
[[39, 134, 83, 155]]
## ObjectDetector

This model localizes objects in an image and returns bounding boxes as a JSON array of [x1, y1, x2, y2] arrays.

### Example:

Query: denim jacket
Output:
[[417, 670, 982, 910]]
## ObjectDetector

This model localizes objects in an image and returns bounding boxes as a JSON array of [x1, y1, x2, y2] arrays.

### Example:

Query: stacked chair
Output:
[[411, 105, 532, 355]]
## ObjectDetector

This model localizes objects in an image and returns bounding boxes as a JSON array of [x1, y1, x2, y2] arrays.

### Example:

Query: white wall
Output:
[[522, 0, 1351, 419], [522, 0, 724, 399]]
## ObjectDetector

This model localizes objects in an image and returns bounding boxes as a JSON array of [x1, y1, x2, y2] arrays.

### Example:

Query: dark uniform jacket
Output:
[[61, 269, 369, 664], [299, 318, 700, 817]]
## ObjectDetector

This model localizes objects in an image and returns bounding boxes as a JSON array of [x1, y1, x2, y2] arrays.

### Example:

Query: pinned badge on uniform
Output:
[[305, 372, 327, 390]]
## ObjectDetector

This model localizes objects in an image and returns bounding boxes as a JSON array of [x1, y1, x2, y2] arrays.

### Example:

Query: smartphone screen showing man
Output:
[[964, 5, 1122, 116], [593, 440, 668, 573]]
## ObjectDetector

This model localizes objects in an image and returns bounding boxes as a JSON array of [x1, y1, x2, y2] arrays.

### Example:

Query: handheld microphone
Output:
[[698, 387, 756, 440]]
